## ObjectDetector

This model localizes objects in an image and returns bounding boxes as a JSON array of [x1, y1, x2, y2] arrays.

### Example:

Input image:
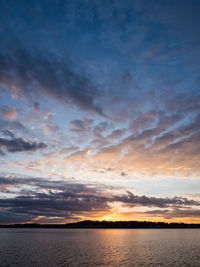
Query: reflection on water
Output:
[[0, 229, 200, 266]]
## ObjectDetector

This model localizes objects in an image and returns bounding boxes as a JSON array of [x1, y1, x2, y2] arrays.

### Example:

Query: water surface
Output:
[[0, 229, 199, 266]]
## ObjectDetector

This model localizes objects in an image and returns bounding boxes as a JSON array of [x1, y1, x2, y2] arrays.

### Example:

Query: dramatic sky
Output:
[[0, 0, 200, 224]]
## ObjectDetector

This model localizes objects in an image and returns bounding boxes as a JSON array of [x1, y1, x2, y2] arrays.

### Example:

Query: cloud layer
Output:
[[0, 174, 199, 223]]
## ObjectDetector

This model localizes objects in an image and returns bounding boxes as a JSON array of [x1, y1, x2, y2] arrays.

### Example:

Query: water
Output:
[[0, 229, 199, 267]]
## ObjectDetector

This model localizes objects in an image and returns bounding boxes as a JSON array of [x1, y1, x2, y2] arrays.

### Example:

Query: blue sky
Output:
[[0, 0, 200, 223]]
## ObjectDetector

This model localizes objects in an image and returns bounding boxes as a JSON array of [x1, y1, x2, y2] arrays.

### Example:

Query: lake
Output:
[[0, 229, 199, 266]]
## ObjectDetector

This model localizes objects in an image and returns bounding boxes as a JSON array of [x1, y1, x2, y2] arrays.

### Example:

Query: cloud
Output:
[[144, 208, 200, 220], [0, 119, 25, 135], [0, 137, 47, 153], [0, 44, 105, 116], [0, 174, 199, 223], [0, 105, 17, 120], [106, 129, 125, 140], [114, 191, 200, 208], [59, 146, 79, 155], [34, 109, 199, 177], [33, 102, 40, 112], [1, 129, 15, 138], [86, 111, 200, 177], [0, 175, 109, 222], [70, 119, 93, 132]]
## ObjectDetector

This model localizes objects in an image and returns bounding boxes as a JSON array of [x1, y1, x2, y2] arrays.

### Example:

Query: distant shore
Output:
[[0, 220, 200, 228]]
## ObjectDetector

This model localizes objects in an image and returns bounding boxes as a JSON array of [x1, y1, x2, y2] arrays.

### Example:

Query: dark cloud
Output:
[[0, 211, 35, 224], [0, 176, 109, 222], [0, 175, 45, 186], [0, 120, 28, 153], [0, 45, 104, 116], [114, 191, 200, 208], [0, 137, 47, 153], [1, 129, 15, 138], [0, 174, 199, 223], [145, 208, 200, 219]]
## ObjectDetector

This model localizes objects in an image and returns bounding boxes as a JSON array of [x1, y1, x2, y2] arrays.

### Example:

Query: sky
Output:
[[0, 0, 200, 224]]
